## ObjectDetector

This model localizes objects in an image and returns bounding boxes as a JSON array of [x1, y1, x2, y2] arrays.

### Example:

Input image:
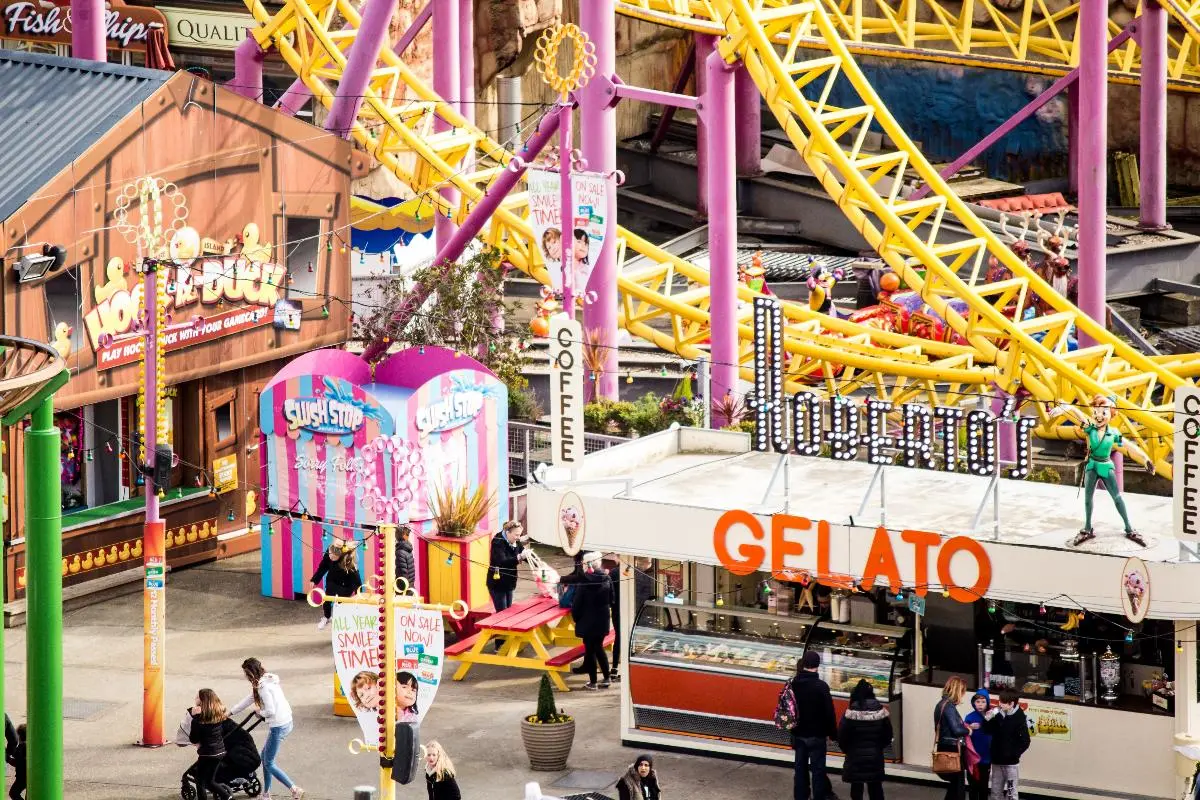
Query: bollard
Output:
[[353, 787, 377, 800]]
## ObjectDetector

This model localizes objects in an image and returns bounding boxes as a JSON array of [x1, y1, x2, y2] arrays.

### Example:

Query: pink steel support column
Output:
[[459, 0, 475, 125], [705, 51, 738, 414], [70, 0, 106, 61], [228, 37, 266, 101], [734, 66, 762, 176], [434, 0, 462, 252], [695, 34, 715, 217], [560, 104, 576, 315], [326, 0, 399, 137], [989, 390, 1016, 465], [1139, 0, 1169, 230], [1068, 84, 1080, 196], [580, 0, 619, 399], [1077, 0, 1108, 351]]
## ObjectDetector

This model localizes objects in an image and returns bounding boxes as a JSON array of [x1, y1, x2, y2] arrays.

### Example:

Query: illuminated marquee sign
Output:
[[750, 297, 1035, 478], [415, 391, 484, 433]]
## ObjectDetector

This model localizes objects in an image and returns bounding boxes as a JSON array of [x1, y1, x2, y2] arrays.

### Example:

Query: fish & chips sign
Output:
[[2, 0, 167, 50]]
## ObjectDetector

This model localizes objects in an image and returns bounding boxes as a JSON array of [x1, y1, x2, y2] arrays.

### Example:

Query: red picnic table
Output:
[[445, 596, 614, 691]]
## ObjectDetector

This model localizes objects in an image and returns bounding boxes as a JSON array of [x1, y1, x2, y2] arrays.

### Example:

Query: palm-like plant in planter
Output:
[[520, 674, 575, 771], [430, 483, 496, 537]]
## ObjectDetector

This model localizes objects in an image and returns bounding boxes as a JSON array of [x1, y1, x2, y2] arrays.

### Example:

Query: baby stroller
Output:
[[180, 713, 263, 799]]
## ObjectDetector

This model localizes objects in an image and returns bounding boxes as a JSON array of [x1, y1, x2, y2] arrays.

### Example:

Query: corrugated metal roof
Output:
[[0, 51, 170, 222]]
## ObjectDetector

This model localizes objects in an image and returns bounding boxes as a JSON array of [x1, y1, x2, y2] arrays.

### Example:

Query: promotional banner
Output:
[[1024, 700, 1071, 741], [142, 520, 166, 744], [549, 317, 585, 467], [332, 603, 444, 746], [526, 169, 609, 295]]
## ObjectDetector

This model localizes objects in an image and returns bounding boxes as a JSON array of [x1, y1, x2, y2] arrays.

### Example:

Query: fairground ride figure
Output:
[[1047, 396, 1154, 548], [739, 252, 774, 296], [1033, 237, 1078, 316], [986, 239, 1031, 285], [807, 261, 846, 318]]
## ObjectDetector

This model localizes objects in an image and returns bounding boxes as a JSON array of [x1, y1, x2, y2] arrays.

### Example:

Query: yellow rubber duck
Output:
[[132, 540, 143, 559], [169, 226, 201, 262], [52, 322, 72, 359], [18, 570, 27, 588], [186, 524, 198, 543], [240, 223, 272, 264], [173, 529, 185, 547], [93, 257, 127, 304], [107, 546, 118, 563], [245, 491, 257, 518], [68, 554, 80, 574], [118, 542, 131, 561], [81, 552, 93, 571], [94, 549, 107, 568], [60, 559, 68, 577], [199, 521, 210, 540]]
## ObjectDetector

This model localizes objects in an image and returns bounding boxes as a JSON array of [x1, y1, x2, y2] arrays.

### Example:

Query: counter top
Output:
[[902, 670, 1170, 717]]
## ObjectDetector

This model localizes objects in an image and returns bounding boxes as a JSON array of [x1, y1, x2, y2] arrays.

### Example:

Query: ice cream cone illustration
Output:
[[560, 505, 582, 551]]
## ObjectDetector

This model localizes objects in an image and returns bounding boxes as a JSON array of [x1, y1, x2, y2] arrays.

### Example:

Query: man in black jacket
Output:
[[570, 552, 613, 690], [486, 521, 525, 612], [791, 650, 837, 800]]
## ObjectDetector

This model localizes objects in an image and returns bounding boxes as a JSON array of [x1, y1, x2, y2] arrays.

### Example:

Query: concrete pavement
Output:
[[4, 553, 950, 800]]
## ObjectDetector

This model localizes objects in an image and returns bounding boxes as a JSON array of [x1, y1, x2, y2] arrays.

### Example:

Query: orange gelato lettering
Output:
[[860, 526, 900, 591], [770, 514, 809, 577], [937, 536, 991, 602], [901, 529, 941, 597], [713, 509, 765, 576]]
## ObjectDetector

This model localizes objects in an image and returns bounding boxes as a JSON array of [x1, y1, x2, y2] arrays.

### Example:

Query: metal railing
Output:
[[508, 422, 627, 482]]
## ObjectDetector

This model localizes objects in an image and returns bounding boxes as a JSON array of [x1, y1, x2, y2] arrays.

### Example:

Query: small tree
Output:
[[535, 673, 558, 723], [358, 248, 529, 391]]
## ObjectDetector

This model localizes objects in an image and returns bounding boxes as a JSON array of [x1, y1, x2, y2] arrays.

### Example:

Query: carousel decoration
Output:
[[739, 252, 774, 296], [529, 286, 562, 338], [806, 260, 846, 318]]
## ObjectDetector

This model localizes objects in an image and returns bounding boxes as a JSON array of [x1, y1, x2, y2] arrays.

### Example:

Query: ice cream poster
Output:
[[557, 491, 586, 556], [526, 169, 609, 294], [332, 603, 445, 746]]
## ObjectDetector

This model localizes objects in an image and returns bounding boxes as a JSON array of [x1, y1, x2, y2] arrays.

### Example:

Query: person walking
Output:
[[837, 679, 892, 800], [790, 651, 837, 800], [616, 754, 662, 800], [424, 741, 462, 800], [486, 521, 526, 613], [6, 722, 25, 800], [189, 689, 233, 800], [570, 552, 614, 690], [933, 676, 971, 800], [607, 556, 622, 682], [310, 539, 362, 631], [229, 657, 304, 800], [963, 689, 992, 800], [396, 525, 417, 593], [983, 691, 1030, 800]]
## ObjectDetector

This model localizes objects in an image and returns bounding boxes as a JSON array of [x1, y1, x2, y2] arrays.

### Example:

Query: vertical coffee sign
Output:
[[549, 317, 584, 466], [1174, 386, 1200, 538]]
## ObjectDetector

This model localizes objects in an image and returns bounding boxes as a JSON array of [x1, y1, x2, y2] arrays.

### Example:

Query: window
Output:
[[43, 268, 85, 355], [285, 218, 321, 298], [215, 401, 233, 444]]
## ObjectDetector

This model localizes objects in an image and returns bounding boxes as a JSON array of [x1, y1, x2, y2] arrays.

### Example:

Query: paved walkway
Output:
[[4, 553, 950, 800]]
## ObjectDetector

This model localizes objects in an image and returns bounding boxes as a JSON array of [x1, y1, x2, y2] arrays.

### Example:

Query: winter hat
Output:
[[802, 650, 821, 669], [970, 688, 990, 706]]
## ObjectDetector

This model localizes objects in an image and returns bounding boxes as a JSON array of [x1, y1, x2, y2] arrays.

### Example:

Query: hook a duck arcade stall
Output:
[[257, 346, 510, 633], [526, 418, 1200, 800]]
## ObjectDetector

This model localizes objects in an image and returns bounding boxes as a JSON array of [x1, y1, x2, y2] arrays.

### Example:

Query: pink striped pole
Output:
[[1077, 0, 1108, 351], [325, 0, 399, 137], [560, 104, 576, 315], [695, 34, 716, 217], [434, 0, 462, 252], [580, 0, 619, 399], [459, 0, 475, 126], [1139, 0, 1169, 231], [706, 50, 738, 415]]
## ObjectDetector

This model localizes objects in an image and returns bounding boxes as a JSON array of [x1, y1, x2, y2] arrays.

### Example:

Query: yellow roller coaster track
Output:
[[244, 0, 1196, 477], [620, 0, 1200, 92]]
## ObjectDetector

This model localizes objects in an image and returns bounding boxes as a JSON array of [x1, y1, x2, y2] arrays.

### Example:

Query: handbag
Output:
[[931, 701, 963, 775]]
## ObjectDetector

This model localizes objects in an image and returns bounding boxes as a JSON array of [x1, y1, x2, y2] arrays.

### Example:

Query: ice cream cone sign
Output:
[[557, 492, 586, 556]]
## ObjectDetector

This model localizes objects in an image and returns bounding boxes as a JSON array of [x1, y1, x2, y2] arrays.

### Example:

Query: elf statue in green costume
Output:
[[1048, 395, 1154, 547]]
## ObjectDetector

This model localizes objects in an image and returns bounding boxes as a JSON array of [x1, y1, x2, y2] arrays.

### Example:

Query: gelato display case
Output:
[[628, 601, 908, 755]]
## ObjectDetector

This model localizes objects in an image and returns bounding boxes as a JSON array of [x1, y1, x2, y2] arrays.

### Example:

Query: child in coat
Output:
[[964, 690, 992, 800], [983, 691, 1031, 800]]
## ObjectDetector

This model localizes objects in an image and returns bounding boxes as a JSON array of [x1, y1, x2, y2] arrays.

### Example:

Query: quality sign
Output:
[[1174, 387, 1200, 539]]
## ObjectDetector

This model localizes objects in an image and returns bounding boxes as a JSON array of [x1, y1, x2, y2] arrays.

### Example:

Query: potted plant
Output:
[[520, 674, 575, 771], [430, 484, 496, 537]]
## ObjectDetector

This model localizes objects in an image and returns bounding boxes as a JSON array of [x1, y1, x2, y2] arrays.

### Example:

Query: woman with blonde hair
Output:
[[933, 676, 970, 800], [188, 689, 232, 800], [424, 741, 461, 800]]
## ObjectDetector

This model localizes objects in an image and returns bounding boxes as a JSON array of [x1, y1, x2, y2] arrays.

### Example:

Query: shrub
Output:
[[527, 673, 571, 724]]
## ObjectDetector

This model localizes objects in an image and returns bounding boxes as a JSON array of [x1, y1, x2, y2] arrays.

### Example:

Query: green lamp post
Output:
[[0, 336, 69, 800]]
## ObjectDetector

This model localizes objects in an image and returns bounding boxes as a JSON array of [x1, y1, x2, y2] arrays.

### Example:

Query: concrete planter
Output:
[[520, 716, 575, 771]]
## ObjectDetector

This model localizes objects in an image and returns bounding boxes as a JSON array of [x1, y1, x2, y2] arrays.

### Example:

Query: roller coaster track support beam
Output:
[[326, 0, 399, 137], [704, 49, 739, 419], [71, 0, 105, 61], [1140, 0, 1170, 232], [230, 36, 266, 101], [434, 0, 461, 251], [580, 0, 620, 400], [735, 66, 762, 176], [648, 41, 696, 155], [460, 0, 474, 126], [910, 25, 1135, 201], [695, 34, 716, 217], [432, 111, 563, 267]]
